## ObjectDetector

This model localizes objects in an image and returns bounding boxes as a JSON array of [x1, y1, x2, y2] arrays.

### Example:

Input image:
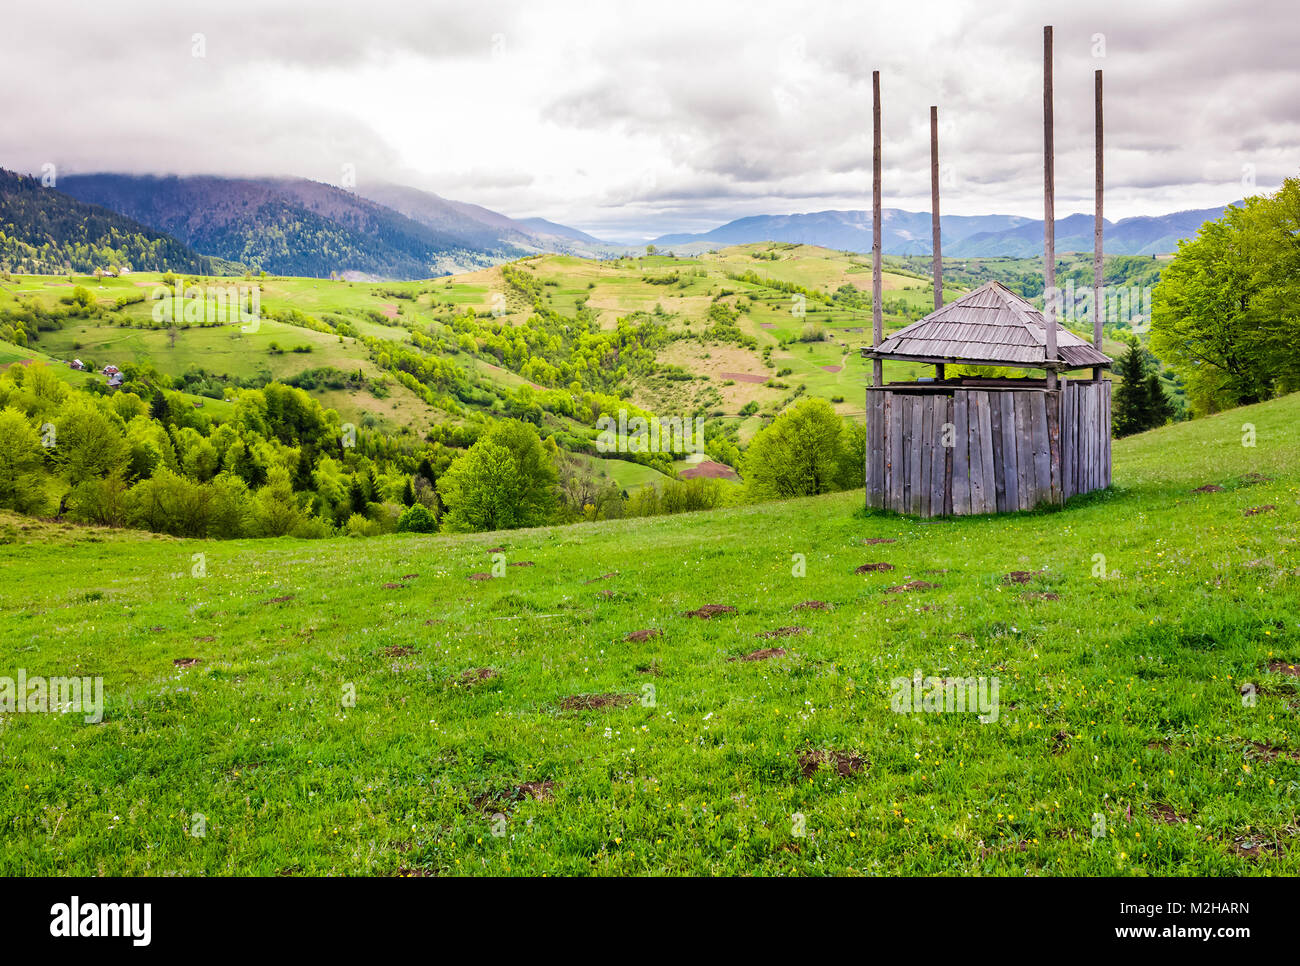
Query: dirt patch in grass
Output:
[[515, 780, 555, 801], [1238, 472, 1273, 485], [1266, 660, 1300, 677], [585, 573, 618, 584], [731, 647, 788, 662], [1231, 834, 1282, 860], [474, 780, 557, 813], [193, 635, 215, 643], [263, 595, 295, 604], [821, 365, 842, 373], [624, 628, 662, 643], [457, 667, 498, 685], [468, 573, 493, 581], [797, 749, 866, 779], [402, 573, 419, 579], [635, 662, 661, 676], [1242, 739, 1299, 761], [560, 693, 637, 711], [1244, 505, 1276, 516], [383, 582, 407, 590], [1050, 730, 1071, 754], [864, 538, 896, 545], [1150, 803, 1190, 825], [884, 580, 938, 593], [1191, 484, 1225, 493], [173, 657, 202, 668], [1022, 591, 1060, 601], [1146, 739, 1178, 753], [794, 600, 831, 612], [423, 618, 445, 626], [384, 645, 418, 657], [1002, 570, 1044, 584], [487, 547, 504, 553], [756, 626, 806, 640], [680, 460, 739, 480], [508, 561, 534, 567], [719, 371, 768, 384], [855, 562, 894, 574], [683, 604, 736, 619]]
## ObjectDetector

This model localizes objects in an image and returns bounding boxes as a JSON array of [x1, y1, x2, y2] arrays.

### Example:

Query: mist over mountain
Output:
[[354, 182, 616, 258]]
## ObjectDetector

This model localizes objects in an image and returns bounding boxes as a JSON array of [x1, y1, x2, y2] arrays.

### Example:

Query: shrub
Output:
[[396, 502, 437, 533]]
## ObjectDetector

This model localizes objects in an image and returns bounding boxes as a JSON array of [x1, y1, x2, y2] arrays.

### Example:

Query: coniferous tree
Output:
[[1143, 372, 1175, 428], [1113, 339, 1151, 437], [1113, 338, 1175, 437]]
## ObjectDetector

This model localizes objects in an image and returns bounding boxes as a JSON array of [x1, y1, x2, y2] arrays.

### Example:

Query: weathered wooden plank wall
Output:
[[865, 381, 1112, 516]]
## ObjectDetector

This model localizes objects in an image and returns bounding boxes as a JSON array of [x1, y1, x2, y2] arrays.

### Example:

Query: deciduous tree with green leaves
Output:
[[1152, 177, 1300, 413], [742, 398, 863, 499]]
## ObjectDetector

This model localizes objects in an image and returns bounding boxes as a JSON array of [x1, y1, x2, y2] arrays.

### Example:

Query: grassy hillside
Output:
[[3, 244, 1127, 438], [1, 393, 1296, 875]]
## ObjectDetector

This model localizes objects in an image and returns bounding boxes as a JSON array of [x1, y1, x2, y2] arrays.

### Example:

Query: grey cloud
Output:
[[1, 0, 1295, 238]]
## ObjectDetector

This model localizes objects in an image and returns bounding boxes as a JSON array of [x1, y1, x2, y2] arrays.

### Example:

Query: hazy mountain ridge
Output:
[[356, 181, 619, 257], [57, 173, 512, 278], [650, 204, 1237, 256], [51, 173, 619, 277]]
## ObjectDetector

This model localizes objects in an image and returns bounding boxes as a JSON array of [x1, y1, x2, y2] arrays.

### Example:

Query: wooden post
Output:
[[1043, 25, 1058, 391], [930, 105, 944, 382], [1093, 68, 1104, 381], [872, 70, 883, 387]]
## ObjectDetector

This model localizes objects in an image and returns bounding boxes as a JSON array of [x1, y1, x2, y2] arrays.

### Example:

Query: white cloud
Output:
[[2, 0, 1295, 241]]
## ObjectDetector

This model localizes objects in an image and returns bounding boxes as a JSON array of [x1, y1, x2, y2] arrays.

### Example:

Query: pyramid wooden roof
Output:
[[863, 280, 1111, 370]]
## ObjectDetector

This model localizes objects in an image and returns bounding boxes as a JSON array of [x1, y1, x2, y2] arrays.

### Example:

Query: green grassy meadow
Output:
[[1, 393, 1296, 876]]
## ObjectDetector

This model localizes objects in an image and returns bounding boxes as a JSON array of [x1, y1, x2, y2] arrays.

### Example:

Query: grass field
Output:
[[1, 392, 1296, 876]]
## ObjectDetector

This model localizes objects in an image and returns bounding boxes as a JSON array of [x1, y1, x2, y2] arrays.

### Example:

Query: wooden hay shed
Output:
[[862, 281, 1113, 516]]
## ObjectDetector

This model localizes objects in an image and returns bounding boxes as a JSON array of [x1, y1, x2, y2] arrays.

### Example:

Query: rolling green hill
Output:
[[0, 244, 1141, 480], [0, 391, 1295, 875]]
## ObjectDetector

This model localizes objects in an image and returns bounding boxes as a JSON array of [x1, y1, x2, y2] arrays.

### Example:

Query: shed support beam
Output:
[[872, 70, 883, 387], [1043, 25, 1057, 392]]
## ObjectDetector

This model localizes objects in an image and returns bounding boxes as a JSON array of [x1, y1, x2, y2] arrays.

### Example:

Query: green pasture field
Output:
[[0, 392, 1296, 875]]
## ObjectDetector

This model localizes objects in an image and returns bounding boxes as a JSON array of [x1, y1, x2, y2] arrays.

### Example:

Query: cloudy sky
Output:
[[3, 0, 1296, 241]]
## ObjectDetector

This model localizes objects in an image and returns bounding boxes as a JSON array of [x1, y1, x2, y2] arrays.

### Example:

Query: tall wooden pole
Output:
[[1093, 68, 1104, 381], [930, 105, 944, 381], [1043, 25, 1058, 390], [872, 70, 883, 387]]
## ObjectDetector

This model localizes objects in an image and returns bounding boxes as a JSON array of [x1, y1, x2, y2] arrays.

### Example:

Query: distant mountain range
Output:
[[30, 173, 614, 279], [354, 182, 618, 259], [0, 165, 1240, 280], [650, 204, 1237, 257]]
